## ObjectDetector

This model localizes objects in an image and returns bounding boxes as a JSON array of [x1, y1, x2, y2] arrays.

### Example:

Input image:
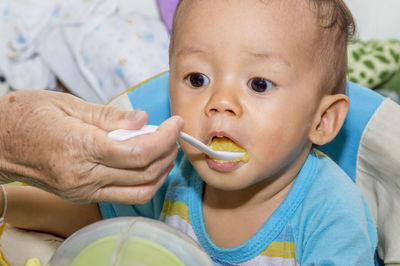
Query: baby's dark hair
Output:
[[170, 0, 356, 95], [309, 0, 356, 94]]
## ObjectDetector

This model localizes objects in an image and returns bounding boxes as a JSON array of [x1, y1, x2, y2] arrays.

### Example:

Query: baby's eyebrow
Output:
[[247, 51, 292, 68], [176, 46, 210, 58]]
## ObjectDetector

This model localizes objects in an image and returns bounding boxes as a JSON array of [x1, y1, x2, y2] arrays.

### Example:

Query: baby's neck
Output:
[[203, 174, 295, 209], [200, 146, 311, 248], [202, 175, 296, 248]]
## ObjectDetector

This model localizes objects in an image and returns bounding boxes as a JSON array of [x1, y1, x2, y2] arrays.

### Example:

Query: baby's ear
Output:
[[309, 94, 349, 145]]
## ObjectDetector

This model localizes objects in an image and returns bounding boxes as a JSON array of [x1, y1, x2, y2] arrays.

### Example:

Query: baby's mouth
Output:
[[208, 136, 249, 163]]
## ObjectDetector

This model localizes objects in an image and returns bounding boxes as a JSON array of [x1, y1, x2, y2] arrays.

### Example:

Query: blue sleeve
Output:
[[293, 159, 378, 265], [299, 200, 376, 265], [98, 175, 170, 220]]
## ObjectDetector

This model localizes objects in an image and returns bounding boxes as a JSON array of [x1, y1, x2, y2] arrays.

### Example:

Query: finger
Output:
[[91, 164, 174, 204], [93, 147, 177, 186], [63, 95, 149, 131], [95, 116, 184, 168], [95, 108, 148, 131]]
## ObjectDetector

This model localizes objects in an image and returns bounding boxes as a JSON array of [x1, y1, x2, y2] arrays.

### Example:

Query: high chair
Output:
[[1, 72, 399, 265]]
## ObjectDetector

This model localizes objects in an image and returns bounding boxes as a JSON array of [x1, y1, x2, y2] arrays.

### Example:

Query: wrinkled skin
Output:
[[0, 90, 183, 204]]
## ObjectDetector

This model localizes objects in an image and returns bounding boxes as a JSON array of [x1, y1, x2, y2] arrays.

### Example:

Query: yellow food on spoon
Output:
[[209, 137, 249, 163]]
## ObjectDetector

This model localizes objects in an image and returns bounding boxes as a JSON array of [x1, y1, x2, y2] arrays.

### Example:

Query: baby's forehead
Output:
[[175, 0, 324, 39], [173, 0, 327, 56], [176, 0, 317, 20]]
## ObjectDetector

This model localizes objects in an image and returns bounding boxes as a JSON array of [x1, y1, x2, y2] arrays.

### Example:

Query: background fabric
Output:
[[157, 0, 179, 33]]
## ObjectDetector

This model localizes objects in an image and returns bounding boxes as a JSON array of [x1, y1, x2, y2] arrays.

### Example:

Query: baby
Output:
[[2, 0, 377, 265]]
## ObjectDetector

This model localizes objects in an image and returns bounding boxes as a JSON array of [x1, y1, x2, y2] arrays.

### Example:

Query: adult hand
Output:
[[0, 90, 183, 204]]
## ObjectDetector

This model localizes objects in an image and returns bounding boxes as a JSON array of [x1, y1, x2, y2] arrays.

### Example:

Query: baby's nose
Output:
[[205, 89, 242, 117]]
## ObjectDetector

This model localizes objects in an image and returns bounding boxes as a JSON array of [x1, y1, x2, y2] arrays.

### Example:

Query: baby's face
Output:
[[169, 0, 326, 190]]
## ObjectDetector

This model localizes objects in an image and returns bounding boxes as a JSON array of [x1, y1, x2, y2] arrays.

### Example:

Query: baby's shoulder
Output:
[[295, 151, 372, 225], [310, 151, 362, 204], [289, 152, 377, 264]]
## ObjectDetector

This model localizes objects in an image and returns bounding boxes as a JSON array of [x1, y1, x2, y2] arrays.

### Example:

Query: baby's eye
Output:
[[186, 73, 210, 88], [247, 78, 275, 93]]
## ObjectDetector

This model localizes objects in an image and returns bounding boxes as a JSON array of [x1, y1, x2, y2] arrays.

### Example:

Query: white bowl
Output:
[[49, 217, 213, 266]]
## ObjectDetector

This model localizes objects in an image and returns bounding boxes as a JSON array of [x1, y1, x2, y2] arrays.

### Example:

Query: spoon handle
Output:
[[178, 132, 209, 154], [108, 126, 244, 161], [107, 126, 158, 141]]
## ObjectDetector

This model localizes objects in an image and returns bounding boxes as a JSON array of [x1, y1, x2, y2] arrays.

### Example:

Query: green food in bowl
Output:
[[49, 217, 213, 266], [72, 235, 184, 266]]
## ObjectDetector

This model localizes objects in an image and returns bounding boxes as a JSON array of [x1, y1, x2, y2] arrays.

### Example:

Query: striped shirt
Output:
[[99, 149, 377, 265]]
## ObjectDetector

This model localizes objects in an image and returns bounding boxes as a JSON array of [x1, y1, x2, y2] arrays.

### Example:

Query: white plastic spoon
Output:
[[108, 125, 245, 161]]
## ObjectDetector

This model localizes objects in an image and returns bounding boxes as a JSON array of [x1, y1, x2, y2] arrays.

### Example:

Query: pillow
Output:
[[347, 39, 400, 89], [0, 224, 63, 266]]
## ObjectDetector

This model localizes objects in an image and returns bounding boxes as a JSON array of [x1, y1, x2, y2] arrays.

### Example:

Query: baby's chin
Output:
[[198, 169, 259, 192], [193, 159, 254, 192]]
